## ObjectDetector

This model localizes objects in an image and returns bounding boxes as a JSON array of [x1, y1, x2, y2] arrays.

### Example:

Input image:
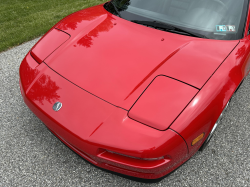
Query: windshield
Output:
[[105, 0, 248, 40]]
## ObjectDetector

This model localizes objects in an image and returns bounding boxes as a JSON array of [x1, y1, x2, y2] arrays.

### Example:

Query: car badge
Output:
[[53, 102, 62, 112]]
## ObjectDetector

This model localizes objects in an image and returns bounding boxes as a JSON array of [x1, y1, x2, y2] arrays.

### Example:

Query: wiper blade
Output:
[[132, 20, 174, 30], [109, 1, 122, 18], [131, 20, 207, 39], [170, 24, 208, 39]]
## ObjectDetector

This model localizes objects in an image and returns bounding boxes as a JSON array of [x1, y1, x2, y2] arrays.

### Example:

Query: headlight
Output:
[[30, 28, 70, 64], [128, 76, 198, 130]]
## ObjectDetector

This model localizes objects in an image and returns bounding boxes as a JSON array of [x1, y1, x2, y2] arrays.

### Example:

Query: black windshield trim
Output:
[[108, 1, 123, 18], [239, 0, 249, 39]]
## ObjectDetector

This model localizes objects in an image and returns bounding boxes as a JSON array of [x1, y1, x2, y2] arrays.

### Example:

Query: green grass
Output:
[[0, 0, 107, 52]]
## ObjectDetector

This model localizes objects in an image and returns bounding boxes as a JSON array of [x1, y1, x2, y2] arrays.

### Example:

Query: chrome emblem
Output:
[[53, 102, 62, 112]]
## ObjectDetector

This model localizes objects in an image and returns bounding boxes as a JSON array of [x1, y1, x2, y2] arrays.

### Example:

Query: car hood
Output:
[[44, 5, 239, 110]]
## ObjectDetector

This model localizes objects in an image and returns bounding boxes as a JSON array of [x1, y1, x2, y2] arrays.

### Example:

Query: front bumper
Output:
[[19, 52, 189, 179]]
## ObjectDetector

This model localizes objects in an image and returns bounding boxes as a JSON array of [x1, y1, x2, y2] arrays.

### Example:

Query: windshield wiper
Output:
[[131, 20, 207, 39], [109, 1, 122, 18]]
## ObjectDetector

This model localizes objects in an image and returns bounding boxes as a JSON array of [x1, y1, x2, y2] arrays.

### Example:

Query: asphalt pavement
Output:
[[0, 38, 250, 186]]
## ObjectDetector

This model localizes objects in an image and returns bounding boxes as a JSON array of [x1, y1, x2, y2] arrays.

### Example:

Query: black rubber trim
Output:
[[234, 78, 245, 93], [240, 0, 250, 38]]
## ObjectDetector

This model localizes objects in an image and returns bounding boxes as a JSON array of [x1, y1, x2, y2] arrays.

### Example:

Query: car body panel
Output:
[[43, 5, 238, 110], [20, 53, 188, 179], [170, 39, 250, 153], [20, 56, 116, 140], [31, 29, 70, 64], [128, 75, 198, 130], [19, 2, 250, 180]]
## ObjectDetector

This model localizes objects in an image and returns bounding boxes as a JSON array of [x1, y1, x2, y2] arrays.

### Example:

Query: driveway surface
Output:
[[0, 39, 250, 186]]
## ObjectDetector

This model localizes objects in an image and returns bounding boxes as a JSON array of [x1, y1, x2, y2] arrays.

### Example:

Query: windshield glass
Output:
[[105, 0, 248, 40]]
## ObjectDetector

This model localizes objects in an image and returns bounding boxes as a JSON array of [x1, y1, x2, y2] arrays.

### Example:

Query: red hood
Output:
[[44, 5, 239, 110]]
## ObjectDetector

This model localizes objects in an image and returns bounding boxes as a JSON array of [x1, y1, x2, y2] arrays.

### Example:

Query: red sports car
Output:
[[19, 0, 250, 179]]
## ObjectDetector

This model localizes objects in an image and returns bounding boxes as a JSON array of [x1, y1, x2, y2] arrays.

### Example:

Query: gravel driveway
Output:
[[0, 39, 250, 186]]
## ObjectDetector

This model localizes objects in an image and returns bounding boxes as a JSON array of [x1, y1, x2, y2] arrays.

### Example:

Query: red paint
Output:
[[124, 43, 188, 101], [19, 57, 188, 179], [19, 3, 250, 179], [44, 5, 238, 110], [129, 76, 198, 130], [31, 29, 70, 63]]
